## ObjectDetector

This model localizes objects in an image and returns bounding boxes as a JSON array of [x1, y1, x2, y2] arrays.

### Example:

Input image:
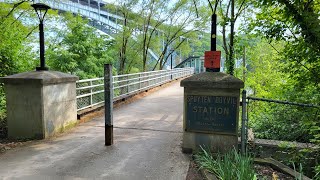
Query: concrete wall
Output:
[[43, 82, 77, 137], [5, 83, 44, 139]]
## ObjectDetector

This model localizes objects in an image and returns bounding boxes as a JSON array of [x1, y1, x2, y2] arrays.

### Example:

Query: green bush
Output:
[[0, 85, 6, 118], [248, 102, 316, 142], [0, 85, 7, 138], [314, 165, 320, 180], [195, 147, 257, 180]]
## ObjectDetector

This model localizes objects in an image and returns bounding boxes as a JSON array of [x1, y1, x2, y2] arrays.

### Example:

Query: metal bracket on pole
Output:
[[104, 64, 113, 146]]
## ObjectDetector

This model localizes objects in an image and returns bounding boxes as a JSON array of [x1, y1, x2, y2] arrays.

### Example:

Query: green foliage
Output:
[[315, 165, 320, 180], [244, 39, 319, 142], [108, 0, 206, 71], [195, 147, 257, 180], [0, 86, 5, 118], [47, 13, 115, 79], [241, 2, 320, 177], [162, 3, 202, 68], [236, 8, 320, 142], [191, 33, 210, 57], [292, 163, 304, 180], [0, 2, 36, 77], [105, 1, 142, 74], [249, 103, 316, 142], [241, 39, 299, 141], [216, 0, 249, 75], [269, 144, 319, 179], [248, 0, 320, 89], [0, 2, 37, 130]]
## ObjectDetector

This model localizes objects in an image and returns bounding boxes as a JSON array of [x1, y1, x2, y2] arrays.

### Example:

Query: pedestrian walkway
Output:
[[0, 80, 190, 180]]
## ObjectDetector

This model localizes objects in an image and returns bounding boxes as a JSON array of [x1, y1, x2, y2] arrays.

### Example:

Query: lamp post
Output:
[[31, 3, 51, 71]]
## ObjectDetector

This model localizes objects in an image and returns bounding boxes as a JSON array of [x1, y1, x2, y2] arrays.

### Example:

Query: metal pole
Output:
[[104, 64, 113, 146], [207, 13, 219, 72], [211, 14, 216, 51], [171, 53, 173, 80], [127, 76, 129, 94], [139, 74, 141, 90], [90, 80, 93, 107], [241, 90, 247, 154], [246, 99, 249, 149], [36, 21, 48, 71], [198, 59, 200, 73]]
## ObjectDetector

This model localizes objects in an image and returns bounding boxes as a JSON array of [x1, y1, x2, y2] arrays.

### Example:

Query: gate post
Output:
[[180, 72, 244, 153], [241, 90, 247, 154], [104, 64, 113, 146]]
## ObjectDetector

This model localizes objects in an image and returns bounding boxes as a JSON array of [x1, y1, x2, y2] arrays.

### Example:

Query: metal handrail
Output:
[[247, 96, 320, 108], [114, 70, 177, 84], [114, 71, 184, 89], [76, 68, 194, 111], [77, 77, 104, 83]]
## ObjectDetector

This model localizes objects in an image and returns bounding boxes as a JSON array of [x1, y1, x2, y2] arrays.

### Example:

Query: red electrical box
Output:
[[204, 51, 221, 69]]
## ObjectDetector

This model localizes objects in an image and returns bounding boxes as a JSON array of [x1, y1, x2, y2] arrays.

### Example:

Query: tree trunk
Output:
[[119, 16, 129, 75]]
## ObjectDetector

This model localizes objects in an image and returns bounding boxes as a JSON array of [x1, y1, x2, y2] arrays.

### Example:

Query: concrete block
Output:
[[182, 131, 238, 153], [181, 72, 244, 154], [1, 71, 78, 140]]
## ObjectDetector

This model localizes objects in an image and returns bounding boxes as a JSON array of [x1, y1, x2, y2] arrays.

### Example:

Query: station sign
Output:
[[186, 95, 237, 134]]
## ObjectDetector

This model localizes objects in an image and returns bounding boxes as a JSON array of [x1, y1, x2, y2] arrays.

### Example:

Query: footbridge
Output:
[[0, 63, 200, 180], [76, 68, 194, 113], [0, 76, 192, 179]]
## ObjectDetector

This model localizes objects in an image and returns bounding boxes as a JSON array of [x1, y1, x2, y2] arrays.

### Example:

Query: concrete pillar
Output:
[[180, 72, 244, 153], [0, 71, 78, 140]]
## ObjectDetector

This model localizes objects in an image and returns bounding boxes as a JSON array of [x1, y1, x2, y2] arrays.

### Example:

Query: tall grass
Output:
[[195, 146, 257, 180]]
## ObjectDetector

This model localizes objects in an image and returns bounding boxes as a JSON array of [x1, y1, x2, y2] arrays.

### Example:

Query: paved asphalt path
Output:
[[0, 80, 190, 180]]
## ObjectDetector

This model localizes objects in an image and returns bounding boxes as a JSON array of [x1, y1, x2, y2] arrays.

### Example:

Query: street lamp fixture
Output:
[[31, 3, 51, 71]]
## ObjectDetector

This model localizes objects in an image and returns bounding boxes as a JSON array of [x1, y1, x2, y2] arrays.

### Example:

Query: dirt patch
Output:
[[254, 164, 295, 180], [0, 140, 33, 154], [186, 160, 204, 180], [0, 117, 7, 139]]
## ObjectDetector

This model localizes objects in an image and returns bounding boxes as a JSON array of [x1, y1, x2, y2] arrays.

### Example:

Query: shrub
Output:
[[195, 147, 257, 180]]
